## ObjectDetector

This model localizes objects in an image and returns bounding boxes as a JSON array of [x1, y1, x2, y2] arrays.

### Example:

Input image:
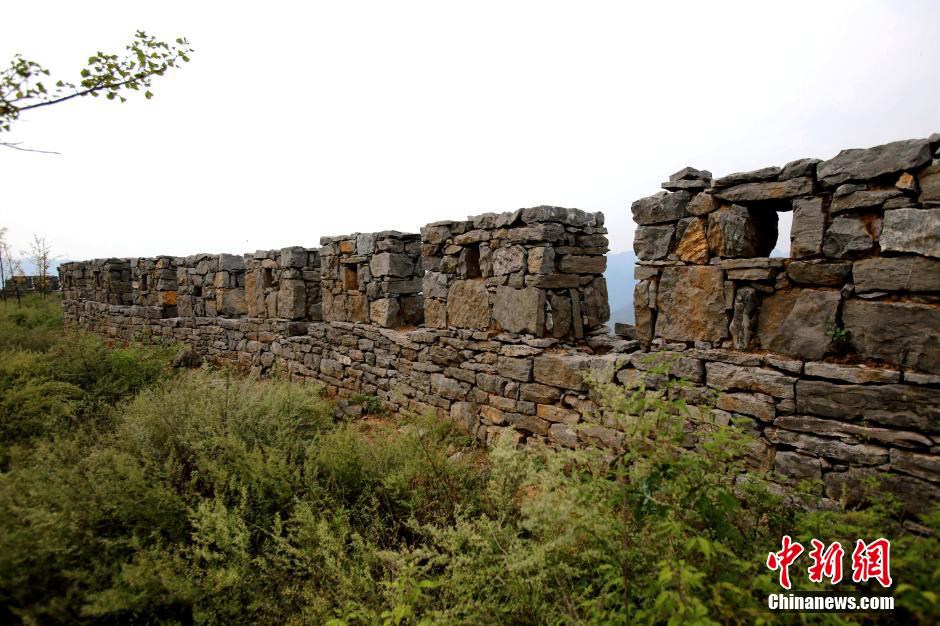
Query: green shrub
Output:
[[0, 293, 63, 352], [0, 307, 937, 625]]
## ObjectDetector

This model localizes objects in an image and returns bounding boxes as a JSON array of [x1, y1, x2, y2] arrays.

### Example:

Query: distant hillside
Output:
[[604, 251, 636, 324]]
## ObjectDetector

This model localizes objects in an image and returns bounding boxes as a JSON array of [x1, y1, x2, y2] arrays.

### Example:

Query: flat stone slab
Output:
[[796, 379, 940, 431], [853, 256, 940, 292], [843, 300, 940, 374], [817, 137, 933, 186]]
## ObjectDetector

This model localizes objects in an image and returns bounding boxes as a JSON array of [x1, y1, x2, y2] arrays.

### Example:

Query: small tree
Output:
[[25, 235, 55, 298], [3, 243, 23, 306], [0, 226, 8, 300], [1, 31, 192, 152]]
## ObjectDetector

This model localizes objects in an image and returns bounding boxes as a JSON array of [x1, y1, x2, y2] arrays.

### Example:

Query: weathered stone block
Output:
[[533, 353, 593, 390], [424, 299, 447, 329], [804, 361, 900, 384], [890, 449, 940, 483], [822, 216, 874, 258], [830, 189, 902, 213], [790, 197, 825, 258], [216, 288, 246, 317], [631, 191, 689, 225], [774, 415, 932, 448], [774, 451, 822, 481], [757, 288, 840, 360], [675, 217, 709, 264], [687, 192, 719, 216], [880, 209, 940, 258], [537, 404, 581, 425], [491, 245, 526, 276], [716, 392, 775, 421], [497, 356, 533, 382], [446, 280, 490, 329], [769, 429, 888, 465], [843, 300, 940, 374], [633, 224, 674, 260], [919, 163, 940, 204], [558, 255, 606, 274], [369, 252, 414, 278], [492, 286, 545, 335], [581, 277, 610, 329], [853, 256, 940, 292], [527, 247, 555, 274], [706, 362, 796, 399], [549, 422, 579, 448], [786, 261, 851, 286], [779, 158, 821, 181], [655, 266, 728, 342], [546, 292, 572, 338], [663, 167, 712, 191], [817, 137, 932, 186], [369, 297, 401, 328], [714, 176, 813, 202], [795, 379, 940, 431], [712, 166, 781, 189], [276, 279, 307, 320]]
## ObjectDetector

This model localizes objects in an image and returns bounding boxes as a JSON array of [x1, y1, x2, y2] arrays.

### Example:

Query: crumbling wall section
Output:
[[132, 256, 178, 316], [320, 231, 423, 328], [629, 133, 940, 506], [245, 247, 322, 321], [421, 206, 609, 338], [58, 137, 940, 515]]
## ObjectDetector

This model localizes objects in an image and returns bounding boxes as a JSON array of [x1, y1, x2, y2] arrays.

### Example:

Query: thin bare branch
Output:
[[0, 141, 60, 155]]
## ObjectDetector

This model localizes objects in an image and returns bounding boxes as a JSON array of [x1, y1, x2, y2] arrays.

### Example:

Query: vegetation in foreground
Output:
[[0, 295, 938, 625]]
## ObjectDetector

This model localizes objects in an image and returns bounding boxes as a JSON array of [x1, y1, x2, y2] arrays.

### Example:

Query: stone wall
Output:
[[320, 231, 423, 328], [59, 135, 940, 515], [245, 247, 322, 321], [421, 206, 609, 339], [632, 134, 940, 375]]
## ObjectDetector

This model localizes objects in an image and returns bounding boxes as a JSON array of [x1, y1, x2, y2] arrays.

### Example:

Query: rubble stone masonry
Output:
[[61, 134, 940, 514]]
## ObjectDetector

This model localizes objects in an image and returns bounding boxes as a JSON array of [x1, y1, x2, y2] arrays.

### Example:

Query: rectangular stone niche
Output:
[[420, 206, 609, 338], [320, 231, 423, 328]]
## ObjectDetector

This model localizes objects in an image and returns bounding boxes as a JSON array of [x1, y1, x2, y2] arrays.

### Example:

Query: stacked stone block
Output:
[[319, 231, 423, 328], [421, 206, 609, 339], [633, 134, 940, 375], [59, 262, 89, 301], [174, 253, 248, 318], [244, 246, 322, 321], [58, 258, 133, 305], [131, 256, 179, 316]]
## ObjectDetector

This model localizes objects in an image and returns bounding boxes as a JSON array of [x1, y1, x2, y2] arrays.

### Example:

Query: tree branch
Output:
[[17, 74, 146, 112], [0, 141, 60, 155]]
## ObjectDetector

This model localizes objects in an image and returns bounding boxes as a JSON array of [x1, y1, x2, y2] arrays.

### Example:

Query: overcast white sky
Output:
[[1, 0, 938, 262]]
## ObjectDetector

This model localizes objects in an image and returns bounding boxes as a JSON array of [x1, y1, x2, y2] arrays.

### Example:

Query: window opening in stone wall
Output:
[[460, 245, 481, 279], [93, 271, 101, 288], [342, 264, 359, 290], [139, 274, 148, 292], [773, 209, 793, 257], [262, 267, 275, 289], [192, 285, 202, 298]]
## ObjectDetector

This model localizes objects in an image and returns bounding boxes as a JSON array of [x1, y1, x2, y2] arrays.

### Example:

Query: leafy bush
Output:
[[0, 293, 63, 352]]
